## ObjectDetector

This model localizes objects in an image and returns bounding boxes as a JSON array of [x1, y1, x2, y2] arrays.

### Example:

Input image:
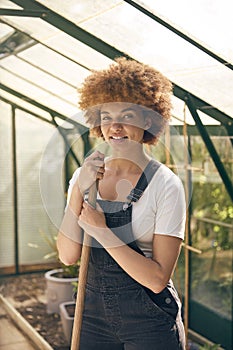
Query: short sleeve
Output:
[[65, 167, 81, 210], [154, 171, 186, 240]]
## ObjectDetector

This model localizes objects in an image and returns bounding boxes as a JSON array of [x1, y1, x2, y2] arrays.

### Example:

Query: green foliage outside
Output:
[[189, 136, 232, 318], [154, 133, 232, 320]]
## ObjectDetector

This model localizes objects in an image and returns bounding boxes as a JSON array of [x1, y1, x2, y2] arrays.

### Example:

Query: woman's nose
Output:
[[110, 122, 123, 130]]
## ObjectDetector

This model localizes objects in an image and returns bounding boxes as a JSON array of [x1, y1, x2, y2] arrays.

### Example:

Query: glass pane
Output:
[[36, 0, 233, 64], [18, 44, 90, 87], [0, 0, 21, 10], [43, 32, 112, 70], [36, 0, 121, 24], [0, 89, 53, 122], [2, 2, 231, 123], [136, 0, 233, 63], [0, 22, 14, 40], [0, 101, 14, 272], [1, 56, 76, 104], [1, 13, 112, 70], [15, 109, 65, 267], [171, 96, 220, 126], [1, 0, 59, 39], [0, 67, 78, 116], [78, 2, 233, 116]]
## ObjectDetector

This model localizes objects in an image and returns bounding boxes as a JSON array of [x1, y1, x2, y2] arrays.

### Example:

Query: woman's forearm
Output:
[[87, 226, 181, 293], [57, 184, 84, 264], [79, 224, 168, 293], [106, 242, 166, 293], [106, 234, 182, 293]]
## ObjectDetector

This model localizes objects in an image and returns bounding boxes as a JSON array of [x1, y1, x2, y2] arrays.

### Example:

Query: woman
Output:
[[57, 58, 186, 349]]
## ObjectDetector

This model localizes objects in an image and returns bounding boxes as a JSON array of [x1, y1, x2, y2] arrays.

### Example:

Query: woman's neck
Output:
[[105, 151, 151, 175]]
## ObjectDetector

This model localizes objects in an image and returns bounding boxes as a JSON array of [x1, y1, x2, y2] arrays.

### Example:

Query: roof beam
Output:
[[173, 85, 233, 126], [0, 94, 53, 125], [0, 83, 88, 133], [174, 125, 229, 137], [0, 65, 77, 107], [0, 19, 91, 71], [0, 8, 47, 17], [124, 0, 233, 71], [186, 95, 233, 202]]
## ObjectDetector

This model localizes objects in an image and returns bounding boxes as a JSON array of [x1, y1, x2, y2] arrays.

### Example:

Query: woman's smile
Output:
[[109, 135, 129, 143]]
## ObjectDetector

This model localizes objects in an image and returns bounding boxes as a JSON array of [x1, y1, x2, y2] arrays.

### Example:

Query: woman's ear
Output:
[[144, 116, 152, 130]]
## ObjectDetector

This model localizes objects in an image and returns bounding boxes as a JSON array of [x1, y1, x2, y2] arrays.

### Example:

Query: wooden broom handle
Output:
[[70, 181, 98, 350]]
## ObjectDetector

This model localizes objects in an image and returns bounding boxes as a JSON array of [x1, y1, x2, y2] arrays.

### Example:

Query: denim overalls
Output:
[[80, 160, 185, 350]]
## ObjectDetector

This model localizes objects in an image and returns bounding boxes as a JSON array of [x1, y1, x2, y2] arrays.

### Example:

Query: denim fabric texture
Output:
[[80, 160, 185, 349]]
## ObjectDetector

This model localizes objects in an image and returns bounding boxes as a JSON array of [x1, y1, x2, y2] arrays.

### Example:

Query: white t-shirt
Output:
[[66, 162, 186, 257]]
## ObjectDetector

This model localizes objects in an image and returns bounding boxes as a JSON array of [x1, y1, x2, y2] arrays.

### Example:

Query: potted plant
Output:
[[59, 300, 75, 344], [59, 280, 77, 343], [28, 229, 79, 314], [45, 263, 79, 314]]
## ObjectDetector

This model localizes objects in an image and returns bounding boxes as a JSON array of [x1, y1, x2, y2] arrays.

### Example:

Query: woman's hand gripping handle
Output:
[[78, 151, 105, 196]]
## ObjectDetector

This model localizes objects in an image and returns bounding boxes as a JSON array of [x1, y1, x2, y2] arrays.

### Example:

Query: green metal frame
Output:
[[0, 83, 88, 134], [0, 94, 90, 275], [11, 105, 19, 274], [186, 95, 233, 202], [0, 95, 54, 126], [0, 20, 91, 71], [0, 83, 91, 181], [173, 85, 232, 128], [189, 299, 232, 349], [8, 0, 130, 59], [4, 1, 233, 71], [175, 125, 229, 137], [0, 8, 48, 17], [50, 115, 81, 168]]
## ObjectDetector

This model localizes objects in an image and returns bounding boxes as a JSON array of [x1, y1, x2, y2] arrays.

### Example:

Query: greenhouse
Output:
[[0, 1, 232, 349]]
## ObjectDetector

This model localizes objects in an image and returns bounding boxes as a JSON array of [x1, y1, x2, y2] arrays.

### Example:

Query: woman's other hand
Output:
[[78, 201, 115, 246], [79, 201, 106, 230]]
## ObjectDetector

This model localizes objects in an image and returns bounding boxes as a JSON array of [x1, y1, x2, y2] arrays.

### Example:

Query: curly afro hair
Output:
[[78, 57, 172, 145]]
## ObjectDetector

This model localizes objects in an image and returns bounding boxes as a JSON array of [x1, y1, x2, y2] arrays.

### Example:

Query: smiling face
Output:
[[100, 102, 151, 148]]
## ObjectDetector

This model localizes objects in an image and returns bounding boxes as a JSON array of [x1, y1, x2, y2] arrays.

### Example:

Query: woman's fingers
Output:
[[80, 201, 106, 228], [92, 150, 105, 159], [89, 151, 105, 162], [85, 152, 105, 177], [78, 151, 105, 193]]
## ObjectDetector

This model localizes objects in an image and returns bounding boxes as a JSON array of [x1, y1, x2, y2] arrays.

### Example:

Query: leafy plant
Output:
[[28, 229, 80, 278]]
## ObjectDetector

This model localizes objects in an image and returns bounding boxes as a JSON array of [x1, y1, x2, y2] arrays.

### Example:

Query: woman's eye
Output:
[[101, 116, 111, 122], [123, 114, 134, 120]]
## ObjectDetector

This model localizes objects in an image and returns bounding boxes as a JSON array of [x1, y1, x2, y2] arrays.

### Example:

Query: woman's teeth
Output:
[[111, 136, 127, 139]]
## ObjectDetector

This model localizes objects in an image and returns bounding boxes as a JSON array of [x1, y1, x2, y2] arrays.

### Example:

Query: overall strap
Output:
[[123, 159, 161, 210], [125, 159, 161, 255]]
